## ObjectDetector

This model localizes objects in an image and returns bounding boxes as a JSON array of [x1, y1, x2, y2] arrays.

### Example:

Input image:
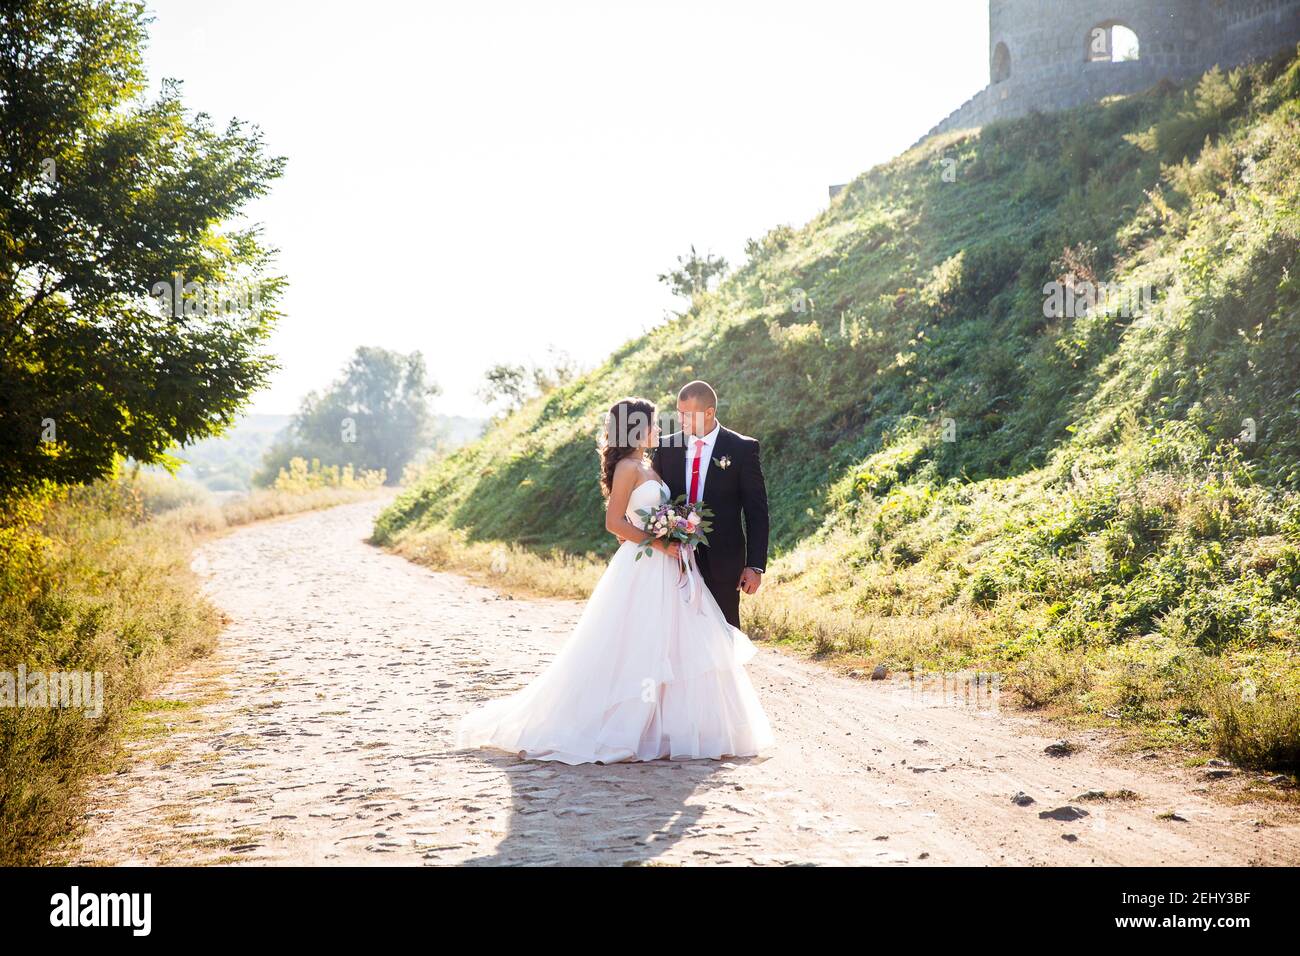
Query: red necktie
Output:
[[688, 439, 705, 503]]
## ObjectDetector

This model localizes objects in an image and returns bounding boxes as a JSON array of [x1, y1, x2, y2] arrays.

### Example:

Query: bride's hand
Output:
[[663, 541, 682, 561]]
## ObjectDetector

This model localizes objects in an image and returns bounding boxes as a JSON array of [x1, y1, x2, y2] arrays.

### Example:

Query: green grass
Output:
[[378, 49, 1300, 774]]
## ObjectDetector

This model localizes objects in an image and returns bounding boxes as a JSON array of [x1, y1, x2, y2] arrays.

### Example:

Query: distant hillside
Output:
[[434, 414, 488, 449], [173, 414, 291, 492], [174, 413, 484, 492], [377, 50, 1300, 766]]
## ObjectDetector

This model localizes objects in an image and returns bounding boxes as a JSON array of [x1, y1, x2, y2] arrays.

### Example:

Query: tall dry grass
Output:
[[0, 470, 387, 864], [385, 524, 605, 600], [0, 483, 219, 864]]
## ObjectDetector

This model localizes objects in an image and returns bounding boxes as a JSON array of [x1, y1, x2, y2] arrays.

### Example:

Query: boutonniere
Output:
[[713, 455, 732, 470]]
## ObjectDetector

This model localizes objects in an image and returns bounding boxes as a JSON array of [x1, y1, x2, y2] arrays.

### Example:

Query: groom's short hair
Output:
[[678, 380, 717, 409]]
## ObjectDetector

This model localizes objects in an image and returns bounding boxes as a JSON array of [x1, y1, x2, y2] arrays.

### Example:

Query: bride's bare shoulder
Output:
[[613, 456, 658, 490], [611, 456, 645, 483]]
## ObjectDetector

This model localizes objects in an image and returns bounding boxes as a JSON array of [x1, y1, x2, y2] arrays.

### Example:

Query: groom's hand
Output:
[[738, 567, 763, 595]]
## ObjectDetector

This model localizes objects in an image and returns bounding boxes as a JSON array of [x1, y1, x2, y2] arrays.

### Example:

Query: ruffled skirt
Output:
[[453, 540, 775, 764]]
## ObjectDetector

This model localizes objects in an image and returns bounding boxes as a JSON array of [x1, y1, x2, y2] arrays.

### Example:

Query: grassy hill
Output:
[[376, 49, 1300, 770]]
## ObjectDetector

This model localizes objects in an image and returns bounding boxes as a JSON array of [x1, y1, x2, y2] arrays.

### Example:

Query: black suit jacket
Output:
[[651, 425, 769, 587]]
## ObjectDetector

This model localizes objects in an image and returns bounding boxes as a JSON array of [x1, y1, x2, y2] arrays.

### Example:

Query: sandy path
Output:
[[70, 499, 1300, 866]]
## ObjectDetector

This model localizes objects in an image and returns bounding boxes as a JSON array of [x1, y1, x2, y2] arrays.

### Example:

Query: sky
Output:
[[141, 0, 988, 417]]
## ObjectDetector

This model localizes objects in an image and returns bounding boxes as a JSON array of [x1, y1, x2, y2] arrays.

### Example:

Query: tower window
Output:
[[1086, 22, 1140, 62], [992, 41, 1011, 83]]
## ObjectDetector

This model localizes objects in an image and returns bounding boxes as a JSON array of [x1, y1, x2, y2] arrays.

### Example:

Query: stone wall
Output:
[[916, 0, 1300, 144]]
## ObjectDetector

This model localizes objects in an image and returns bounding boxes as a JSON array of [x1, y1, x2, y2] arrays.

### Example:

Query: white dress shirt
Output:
[[684, 422, 761, 574], [684, 422, 720, 504]]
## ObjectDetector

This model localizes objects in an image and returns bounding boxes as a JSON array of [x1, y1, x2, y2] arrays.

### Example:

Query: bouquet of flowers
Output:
[[633, 494, 712, 565]]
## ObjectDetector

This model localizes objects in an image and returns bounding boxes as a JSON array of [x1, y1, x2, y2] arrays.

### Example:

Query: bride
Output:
[[454, 396, 776, 764]]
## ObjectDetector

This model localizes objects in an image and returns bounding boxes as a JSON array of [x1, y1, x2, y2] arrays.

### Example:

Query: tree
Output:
[[529, 345, 578, 393], [0, 0, 286, 497], [255, 347, 440, 486], [657, 244, 729, 302], [476, 346, 578, 414], [476, 363, 528, 411]]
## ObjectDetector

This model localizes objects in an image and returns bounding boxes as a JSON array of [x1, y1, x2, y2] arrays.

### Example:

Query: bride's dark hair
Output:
[[599, 397, 657, 498]]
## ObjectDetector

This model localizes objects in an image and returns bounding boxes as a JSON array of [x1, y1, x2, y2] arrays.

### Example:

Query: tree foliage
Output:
[[476, 346, 579, 414], [657, 243, 729, 302], [256, 346, 440, 486], [0, 0, 286, 496]]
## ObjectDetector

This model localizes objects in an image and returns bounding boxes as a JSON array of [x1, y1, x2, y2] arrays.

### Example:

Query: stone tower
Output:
[[921, 0, 1300, 141]]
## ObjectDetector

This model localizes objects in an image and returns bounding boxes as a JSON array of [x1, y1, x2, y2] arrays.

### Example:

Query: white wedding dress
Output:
[[454, 477, 776, 764]]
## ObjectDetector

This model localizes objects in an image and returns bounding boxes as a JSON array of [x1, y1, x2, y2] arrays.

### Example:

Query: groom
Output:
[[649, 380, 769, 629]]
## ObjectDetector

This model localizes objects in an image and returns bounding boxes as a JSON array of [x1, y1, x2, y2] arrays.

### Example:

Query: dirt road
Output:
[[69, 499, 1300, 866]]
